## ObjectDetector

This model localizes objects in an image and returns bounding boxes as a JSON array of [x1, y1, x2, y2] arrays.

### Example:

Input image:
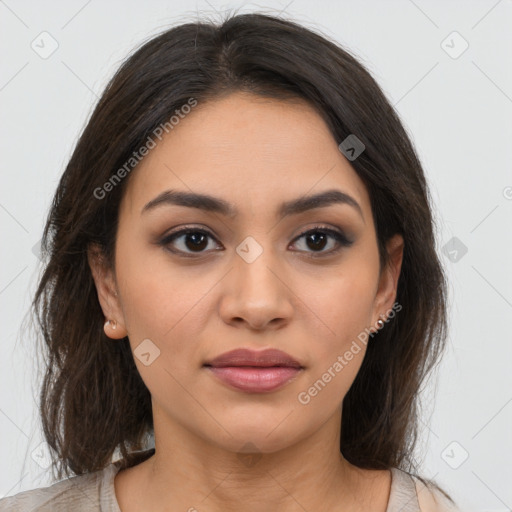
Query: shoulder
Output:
[[411, 475, 462, 512], [0, 465, 114, 512]]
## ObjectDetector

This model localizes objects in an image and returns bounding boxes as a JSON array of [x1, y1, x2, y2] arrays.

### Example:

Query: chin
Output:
[[206, 416, 303, 455]]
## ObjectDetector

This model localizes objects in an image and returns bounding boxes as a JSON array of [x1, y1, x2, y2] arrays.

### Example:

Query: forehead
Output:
[[120, 92, 371, 221]]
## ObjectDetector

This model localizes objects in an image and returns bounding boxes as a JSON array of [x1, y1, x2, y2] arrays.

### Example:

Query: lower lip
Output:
[[205, 366, 302, 393]]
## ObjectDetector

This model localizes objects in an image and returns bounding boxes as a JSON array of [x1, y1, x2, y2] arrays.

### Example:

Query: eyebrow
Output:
[[141, 188, 364, 222]]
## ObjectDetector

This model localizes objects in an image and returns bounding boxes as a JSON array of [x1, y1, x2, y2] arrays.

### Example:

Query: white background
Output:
[[1, 1, 511, 511]]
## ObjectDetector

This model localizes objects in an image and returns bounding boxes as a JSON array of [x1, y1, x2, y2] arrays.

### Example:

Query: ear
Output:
[[87, 243, 127, 339], [371, 233, 404, 326]]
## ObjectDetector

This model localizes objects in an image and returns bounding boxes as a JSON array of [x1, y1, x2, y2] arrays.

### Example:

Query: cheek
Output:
[[115, 250, 207, 408], [296, 275, 374, 412], [306, 264, 377, 344], [115, 242, 215, 371], [296, 264, 378, 407], [116, 238, 188, 333]]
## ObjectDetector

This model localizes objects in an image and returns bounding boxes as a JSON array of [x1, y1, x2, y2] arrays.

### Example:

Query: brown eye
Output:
[[304, 232, 329, 251], [160, 228, 220, 256], [290, 227, 353, 256], [158, 225, 353, 259]]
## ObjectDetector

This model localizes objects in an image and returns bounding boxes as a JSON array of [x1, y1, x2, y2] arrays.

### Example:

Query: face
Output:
[[89, 91, 403, 455]]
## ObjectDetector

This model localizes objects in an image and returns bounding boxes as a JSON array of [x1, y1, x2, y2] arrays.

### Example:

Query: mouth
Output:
[[203, 348, 304, 393]]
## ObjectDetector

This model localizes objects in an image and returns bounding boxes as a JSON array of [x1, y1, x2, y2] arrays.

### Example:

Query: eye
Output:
[[290, 226, 354, 257], [159, 227, 221, 257], [158, 225, 354, 258]]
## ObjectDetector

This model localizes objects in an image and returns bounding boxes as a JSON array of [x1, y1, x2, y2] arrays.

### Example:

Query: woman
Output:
[[0, 11, 461, 512]]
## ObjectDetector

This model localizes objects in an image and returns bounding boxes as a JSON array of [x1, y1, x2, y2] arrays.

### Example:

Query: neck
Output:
[[129, 408, 371, 512]]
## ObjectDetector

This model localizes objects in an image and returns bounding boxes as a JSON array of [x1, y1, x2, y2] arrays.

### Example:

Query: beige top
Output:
[[0, 450, 460, 511]]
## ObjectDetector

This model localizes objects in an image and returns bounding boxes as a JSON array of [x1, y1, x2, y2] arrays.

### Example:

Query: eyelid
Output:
[[291, 224, 353, 244], [158, 223, 353, 257], [158, 226, 221, 258]]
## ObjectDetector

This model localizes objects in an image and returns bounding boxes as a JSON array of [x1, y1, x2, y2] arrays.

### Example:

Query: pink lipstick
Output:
[[204, 348, 303, 393]]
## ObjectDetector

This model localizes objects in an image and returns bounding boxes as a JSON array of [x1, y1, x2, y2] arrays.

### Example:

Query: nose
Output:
[[218, 244, 294, 331]]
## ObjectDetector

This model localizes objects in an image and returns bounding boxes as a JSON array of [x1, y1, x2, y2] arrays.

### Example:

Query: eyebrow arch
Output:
[[141, 188, 364, 222]]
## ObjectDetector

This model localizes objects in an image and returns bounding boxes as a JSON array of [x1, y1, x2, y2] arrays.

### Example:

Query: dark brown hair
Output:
[[27, 10, 453, 502]]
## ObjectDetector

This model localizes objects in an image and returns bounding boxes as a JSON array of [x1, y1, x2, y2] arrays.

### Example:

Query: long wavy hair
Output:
[[25, 10, 452, 501]]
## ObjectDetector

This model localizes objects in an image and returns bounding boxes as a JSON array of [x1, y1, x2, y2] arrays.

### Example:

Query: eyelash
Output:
[[158, 225, 354, 259]]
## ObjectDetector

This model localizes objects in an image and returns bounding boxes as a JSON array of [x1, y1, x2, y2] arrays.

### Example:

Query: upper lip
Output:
[[204, 348, 303, 368]]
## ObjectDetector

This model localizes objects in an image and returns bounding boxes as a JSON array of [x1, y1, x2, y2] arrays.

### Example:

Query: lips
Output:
[[203, 348, 303, 393], [205, 348, 302, 368]]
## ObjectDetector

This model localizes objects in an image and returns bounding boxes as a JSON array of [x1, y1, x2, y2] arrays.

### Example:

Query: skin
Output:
[[88, 91, 404, 512]]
